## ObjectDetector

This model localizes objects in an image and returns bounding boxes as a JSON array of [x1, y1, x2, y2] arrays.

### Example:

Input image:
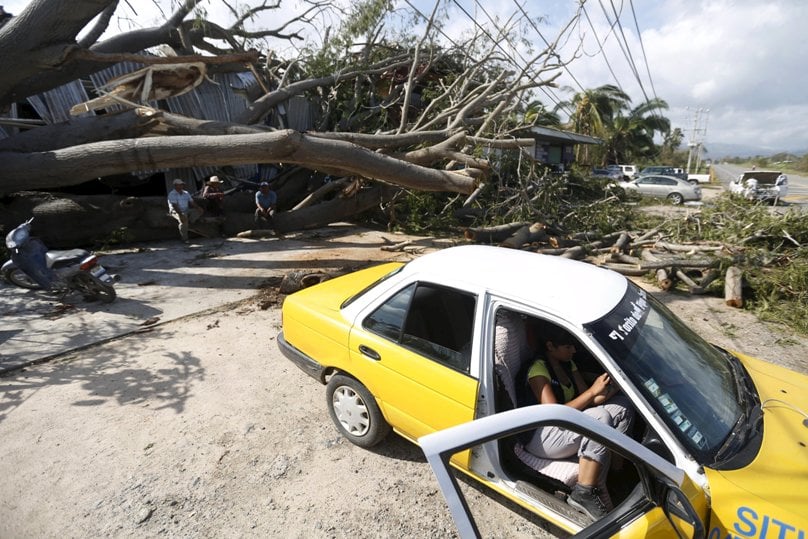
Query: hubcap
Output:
[[332, 386, 370, 436]]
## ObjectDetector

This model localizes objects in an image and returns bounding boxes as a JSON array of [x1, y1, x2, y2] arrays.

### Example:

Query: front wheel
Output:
[[70, 272, 117, 303], [326, 374, 390, 448], [3, 266, 42, 289], [667, 193, 684, 205]]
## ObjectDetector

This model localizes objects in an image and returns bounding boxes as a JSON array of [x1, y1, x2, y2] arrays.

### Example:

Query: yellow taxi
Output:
[[278, 245, 808, 537]]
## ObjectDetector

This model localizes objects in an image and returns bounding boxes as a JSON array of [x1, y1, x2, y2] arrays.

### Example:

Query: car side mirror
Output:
[[663, 487, 704, 539]]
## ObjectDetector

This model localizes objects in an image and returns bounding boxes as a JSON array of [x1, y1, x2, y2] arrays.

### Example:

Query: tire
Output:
[[326, 374, 390, 448], [70, 272, 117, 303], [667, 193, 684, 205], [3, 266, 42, 289]]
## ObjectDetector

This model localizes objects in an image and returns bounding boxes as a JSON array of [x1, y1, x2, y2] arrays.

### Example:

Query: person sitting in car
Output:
[[524, 327, 634, 520]]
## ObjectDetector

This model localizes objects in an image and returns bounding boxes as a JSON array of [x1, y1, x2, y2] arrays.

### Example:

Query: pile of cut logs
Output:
[[465, 222, 745, 307]]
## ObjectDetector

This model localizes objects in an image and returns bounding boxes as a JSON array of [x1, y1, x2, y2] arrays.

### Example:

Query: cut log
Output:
[[559, 245, 586, 260], [639, 258, 717, 270], [675, 270, 699, 290], [610, 252, 641, 266], [654, 241, 724, 253], [690, 269, 720, 295], [610, 232, 631, 254], [600, 263, 648, 276], [464, 222, 529, 243], [501, 222, 548, 249], [381, 240, 413, 252], [655, 268, 673, 290], [725, 266, 744, 307]]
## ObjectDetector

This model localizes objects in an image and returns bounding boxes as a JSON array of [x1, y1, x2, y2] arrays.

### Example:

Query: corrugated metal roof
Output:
[[521, 126, 602, 145], [27, 80, 90, 124], [8, 58, 317, 186]]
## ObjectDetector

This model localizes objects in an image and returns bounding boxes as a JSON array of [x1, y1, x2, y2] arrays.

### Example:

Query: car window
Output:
[[586, 283, 742, 463], [660, 178, 676, 186], [364, 282, 476, 373]]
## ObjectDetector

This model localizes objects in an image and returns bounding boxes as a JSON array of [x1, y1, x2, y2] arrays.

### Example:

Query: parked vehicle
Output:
[[639, 166, 688, 182], [3, 218, 118, 302], [687, 173, 711, 185], [728, 170, 788, 204], [591, 167, 622, 181], [613, 174, 701, 204], [278, 245, 808, 536], [607, 164, 638, 180], [616, 164, 638, 180]]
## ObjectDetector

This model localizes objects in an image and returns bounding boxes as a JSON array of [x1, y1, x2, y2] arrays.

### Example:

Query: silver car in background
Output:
[[614, 174, 702, 205]]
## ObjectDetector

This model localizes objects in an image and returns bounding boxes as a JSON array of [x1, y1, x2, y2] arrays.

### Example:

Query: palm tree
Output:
[[559, 84, 631, 165], [522, 100, 562, 128], [605, 98, 670, 164]]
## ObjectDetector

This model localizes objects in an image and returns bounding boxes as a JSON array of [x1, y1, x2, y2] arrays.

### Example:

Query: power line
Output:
[[447, 0, 573, 116], [581, 4, 625, 93], [598, 0, 650, 103], [510, 0, 587, 94], [628, 0, 659, 102]]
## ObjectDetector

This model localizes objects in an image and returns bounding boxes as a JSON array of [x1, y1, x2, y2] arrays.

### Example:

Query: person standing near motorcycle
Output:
[[168, 178, 203, 242]]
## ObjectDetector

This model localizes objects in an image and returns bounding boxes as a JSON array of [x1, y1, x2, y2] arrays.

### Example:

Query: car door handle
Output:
[[358, 344, 381, 361]]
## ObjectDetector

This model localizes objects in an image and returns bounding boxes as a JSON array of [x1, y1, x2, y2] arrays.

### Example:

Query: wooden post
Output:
[[725, 266, 744, 307]]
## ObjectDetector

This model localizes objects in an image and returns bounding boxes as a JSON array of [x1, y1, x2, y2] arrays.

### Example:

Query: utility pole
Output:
[[685, 107, 709, 174]]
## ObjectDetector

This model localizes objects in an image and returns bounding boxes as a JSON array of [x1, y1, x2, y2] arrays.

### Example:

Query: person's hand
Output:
[[589, 373, 611, 398]]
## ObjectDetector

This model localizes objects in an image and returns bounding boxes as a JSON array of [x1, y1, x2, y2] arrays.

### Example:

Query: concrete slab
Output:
[[0, 226, 443, 373]]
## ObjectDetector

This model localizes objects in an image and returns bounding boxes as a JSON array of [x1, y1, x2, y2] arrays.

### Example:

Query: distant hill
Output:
[[701, 142, 808, 159]]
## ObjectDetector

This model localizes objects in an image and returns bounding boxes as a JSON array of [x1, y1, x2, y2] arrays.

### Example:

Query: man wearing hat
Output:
[[202, 175, 226, 218], [254, 181, 277, 226], [167, 178, 203, 242]]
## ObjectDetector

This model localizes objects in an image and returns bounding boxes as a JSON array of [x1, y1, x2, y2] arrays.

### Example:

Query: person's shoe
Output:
[[567, 483, 609, 520]]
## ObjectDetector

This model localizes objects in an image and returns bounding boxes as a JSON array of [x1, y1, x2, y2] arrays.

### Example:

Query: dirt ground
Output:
[[1, 214, 807, 538]]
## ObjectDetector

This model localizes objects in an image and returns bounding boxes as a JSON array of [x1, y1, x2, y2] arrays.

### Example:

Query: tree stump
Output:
[[725, 266, 744, 308]]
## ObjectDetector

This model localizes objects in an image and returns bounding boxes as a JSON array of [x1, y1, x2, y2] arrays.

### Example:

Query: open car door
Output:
[[419, 405, 706, 539]]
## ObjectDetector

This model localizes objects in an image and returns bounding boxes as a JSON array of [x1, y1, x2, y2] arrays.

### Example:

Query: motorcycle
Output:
[[3, 218, 119, 303]]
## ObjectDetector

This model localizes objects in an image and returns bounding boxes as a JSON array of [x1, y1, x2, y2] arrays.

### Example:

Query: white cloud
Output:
[[4, 0, 806, 152]]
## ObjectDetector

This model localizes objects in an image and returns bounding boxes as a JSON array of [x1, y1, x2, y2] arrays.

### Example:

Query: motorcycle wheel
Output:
[[70, 272, 117, 303], [3, 266, 42, 289]]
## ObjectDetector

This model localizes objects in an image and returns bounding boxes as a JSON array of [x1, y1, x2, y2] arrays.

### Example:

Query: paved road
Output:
[[0, 227, 439, 373], [711, 162, 808, 206]]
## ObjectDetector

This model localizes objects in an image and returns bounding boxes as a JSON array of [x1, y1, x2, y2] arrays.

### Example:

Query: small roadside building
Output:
[[517, 126, 602, 171]]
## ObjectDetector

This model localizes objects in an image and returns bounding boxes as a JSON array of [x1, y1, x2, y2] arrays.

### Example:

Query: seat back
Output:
[[494, 310, 580, 491], [493, 310, 530, 410]]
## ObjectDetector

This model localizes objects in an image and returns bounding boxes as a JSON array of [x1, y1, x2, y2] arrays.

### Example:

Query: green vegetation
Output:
[[723, 152, 808, 175], [649, 193, 808, 335]]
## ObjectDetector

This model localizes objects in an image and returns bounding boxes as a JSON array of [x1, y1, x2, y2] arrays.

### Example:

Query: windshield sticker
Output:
[[645, 381, 707, 449], [643, 378, 661, 397], [709, 506, 806, 539], [607, 288, 649, 342]]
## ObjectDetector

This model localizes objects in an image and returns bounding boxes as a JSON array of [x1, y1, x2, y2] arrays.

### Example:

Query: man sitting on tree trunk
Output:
[[254, 181, 277, 227], [168, 178, 203, 243]]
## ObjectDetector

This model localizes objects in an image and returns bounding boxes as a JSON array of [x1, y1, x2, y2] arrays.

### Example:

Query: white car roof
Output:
[[401, 245, 627, 325]]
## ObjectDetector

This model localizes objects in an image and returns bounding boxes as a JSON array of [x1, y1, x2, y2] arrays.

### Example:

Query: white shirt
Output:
[[168, 189, 193, 213]]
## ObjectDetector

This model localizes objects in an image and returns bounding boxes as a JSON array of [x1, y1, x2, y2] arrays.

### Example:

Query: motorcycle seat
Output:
[[46, 249, 90, 265]]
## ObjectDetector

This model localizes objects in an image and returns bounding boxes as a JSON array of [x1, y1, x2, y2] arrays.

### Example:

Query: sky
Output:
[[4, 0, 807, 156], [428, 0, 808, 157]]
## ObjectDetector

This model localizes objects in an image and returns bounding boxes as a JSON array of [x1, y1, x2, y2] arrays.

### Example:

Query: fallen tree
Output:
[[0, 0, 578, 242]]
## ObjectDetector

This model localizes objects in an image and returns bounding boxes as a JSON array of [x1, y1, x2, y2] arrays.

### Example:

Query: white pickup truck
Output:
[[687, 173, 711, 184]]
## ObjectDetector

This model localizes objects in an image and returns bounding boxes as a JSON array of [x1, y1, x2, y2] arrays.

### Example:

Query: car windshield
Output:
[[585, 283, 743, 464]]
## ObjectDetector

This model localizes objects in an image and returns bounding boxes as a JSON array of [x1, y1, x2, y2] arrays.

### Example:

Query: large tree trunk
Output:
[[0, 184, 397, 247], [1, 130, 478, 195]]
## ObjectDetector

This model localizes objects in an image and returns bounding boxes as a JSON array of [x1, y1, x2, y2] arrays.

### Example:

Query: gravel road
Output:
[[1, 227, 806, 538]]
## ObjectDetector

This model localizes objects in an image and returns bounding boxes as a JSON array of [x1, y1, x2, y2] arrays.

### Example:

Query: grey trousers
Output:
[[525, 395, 634, 467]]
